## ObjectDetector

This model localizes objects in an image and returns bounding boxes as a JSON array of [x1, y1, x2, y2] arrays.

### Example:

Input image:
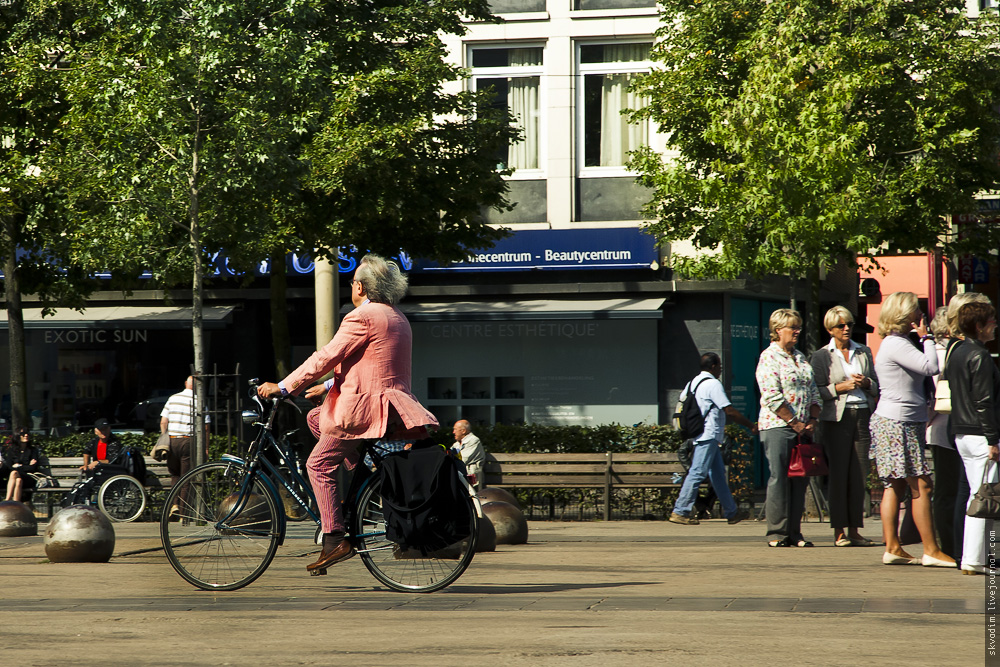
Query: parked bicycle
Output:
[[160, 379, 480, 592]]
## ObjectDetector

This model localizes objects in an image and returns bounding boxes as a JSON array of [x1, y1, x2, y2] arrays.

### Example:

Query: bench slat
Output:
[[490, 454, 608, 462], [483, 464, 608, 474]]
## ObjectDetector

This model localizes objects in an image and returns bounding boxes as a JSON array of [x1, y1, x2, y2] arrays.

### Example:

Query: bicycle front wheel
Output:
[[353, 478, 478, 593], [160, 461, 281, 591], [98, 474, 146, 522]]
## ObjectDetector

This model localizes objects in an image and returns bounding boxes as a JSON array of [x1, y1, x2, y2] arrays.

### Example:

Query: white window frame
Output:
[[468, 43, 546, 180], [575, 39, 656, 178]]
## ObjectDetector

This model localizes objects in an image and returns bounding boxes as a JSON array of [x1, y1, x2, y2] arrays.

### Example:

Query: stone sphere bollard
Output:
[[44, 505, 115, 563], [475, 511, 497, 552], [482, 501, 528, 545], [0, 500, 38, 537], [218, 492, 272, 534], [478, 487, 521, 510]]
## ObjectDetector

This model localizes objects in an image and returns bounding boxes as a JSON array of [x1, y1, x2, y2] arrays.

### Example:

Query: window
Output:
[[578, 42, 652, 169], [471, 46, 544, 172]]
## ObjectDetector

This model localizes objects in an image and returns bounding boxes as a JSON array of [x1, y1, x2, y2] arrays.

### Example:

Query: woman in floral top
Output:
[[756, 309, 821, 547]]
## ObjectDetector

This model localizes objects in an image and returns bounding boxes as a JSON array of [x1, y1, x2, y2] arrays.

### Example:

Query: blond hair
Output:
[[823, 305, 854, 331], [768, 308, 802, 341], [946, 292, 991, 338], [877, 292, 919, 338]]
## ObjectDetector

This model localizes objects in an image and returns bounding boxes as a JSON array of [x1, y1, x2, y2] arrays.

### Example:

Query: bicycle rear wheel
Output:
[[160, 461, 281, 591], [353, 478, 478, 593], [98, 474, 146, 522]]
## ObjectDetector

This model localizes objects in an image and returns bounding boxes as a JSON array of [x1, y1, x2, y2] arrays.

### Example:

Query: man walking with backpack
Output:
[[670, 353, 757, 526]]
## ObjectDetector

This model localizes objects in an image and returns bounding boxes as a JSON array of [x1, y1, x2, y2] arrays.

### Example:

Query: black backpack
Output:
[[377, 445, 473, 556], [673, 377, 710, 440], [120, 446, 147, 483]]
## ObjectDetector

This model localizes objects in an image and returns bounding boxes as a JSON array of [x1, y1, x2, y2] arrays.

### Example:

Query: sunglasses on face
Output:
[[832, 322, 853, 330]]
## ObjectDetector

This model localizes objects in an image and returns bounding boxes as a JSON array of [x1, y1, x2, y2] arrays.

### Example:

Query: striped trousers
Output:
[[306, 406, 361, 534]]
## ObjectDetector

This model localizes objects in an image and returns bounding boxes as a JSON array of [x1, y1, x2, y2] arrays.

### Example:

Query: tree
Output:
[[1, 0, 108, 430], [629, 0, 1000, 333], [54, 0, 515, 449]]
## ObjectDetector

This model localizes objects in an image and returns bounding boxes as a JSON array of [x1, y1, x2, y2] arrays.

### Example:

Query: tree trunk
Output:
[[1, 214, 28, 432], [789, 269, 797, 312], [269, 253, 292, 378], [805, 261, 821, 354], [189, 148, 206, 469]]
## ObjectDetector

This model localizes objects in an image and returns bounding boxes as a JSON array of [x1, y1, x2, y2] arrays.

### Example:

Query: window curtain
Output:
[[507, 48, 542, 170], [508, 76, 539, 170], [599, 44, 650, 167]]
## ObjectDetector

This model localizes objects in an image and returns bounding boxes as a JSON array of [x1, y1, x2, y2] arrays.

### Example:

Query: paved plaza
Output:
[[0, 516, 989, 665]]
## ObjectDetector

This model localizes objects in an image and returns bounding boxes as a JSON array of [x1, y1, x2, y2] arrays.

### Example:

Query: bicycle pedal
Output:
[[309, 568, 327, 576]]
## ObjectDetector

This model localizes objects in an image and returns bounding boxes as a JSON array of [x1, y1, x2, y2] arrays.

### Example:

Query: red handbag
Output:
[[787, 437, 828, 477]]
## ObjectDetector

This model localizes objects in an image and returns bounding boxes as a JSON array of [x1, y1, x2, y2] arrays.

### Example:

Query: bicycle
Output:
[[159, 379, 480, 592]]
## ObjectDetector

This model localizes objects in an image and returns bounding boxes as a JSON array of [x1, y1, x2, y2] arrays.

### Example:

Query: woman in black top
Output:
[[2, 428, 40, 502], [946, 300, 1000, 575]]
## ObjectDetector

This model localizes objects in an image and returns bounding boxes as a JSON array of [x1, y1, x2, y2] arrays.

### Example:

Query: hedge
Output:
[[26, 423, 757, 502]]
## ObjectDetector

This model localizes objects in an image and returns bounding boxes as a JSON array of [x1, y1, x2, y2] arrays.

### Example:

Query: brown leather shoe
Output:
[[306, 538, 356, 572]]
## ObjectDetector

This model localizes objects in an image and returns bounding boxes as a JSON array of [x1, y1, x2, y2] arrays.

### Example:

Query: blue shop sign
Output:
[[413, 228, 659, 273], [9, 228, 657, 280]]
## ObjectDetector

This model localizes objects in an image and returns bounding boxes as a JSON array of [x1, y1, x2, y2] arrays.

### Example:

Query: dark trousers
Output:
[[954, 457, 970, 565], [166, 436, 192, 486], [762, 427, 808, 540], [931, 445, 962, 560], [821, 407, 870, 530]]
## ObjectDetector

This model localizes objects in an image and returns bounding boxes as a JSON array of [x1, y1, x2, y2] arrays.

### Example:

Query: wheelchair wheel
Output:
[[97, 475, 147, 522], [352, 477, 478, 593], [160, 461, 281, 591]]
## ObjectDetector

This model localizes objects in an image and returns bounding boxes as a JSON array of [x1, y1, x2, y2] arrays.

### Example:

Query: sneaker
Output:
[[668, 512, 699, 525], [727, 509, 749, 525]]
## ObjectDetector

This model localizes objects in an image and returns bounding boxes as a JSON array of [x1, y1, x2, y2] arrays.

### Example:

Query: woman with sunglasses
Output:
[[810, 306, 879, 547], [2, 428, 40, 502]]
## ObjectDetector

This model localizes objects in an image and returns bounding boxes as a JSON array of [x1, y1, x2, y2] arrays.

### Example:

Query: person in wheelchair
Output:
[[66, 418, 129, 505]]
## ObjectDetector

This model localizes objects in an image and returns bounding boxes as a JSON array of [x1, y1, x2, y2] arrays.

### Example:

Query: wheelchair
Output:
[[66, 470, 147, 523]]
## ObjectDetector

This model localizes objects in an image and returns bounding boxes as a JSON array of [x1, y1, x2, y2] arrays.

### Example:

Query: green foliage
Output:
[[32, 432, 236, 462], [630, 0, 1000, 279], [0, 0, 106, 302], [50, 0, 515, 285], [428, 422, 687, 454]]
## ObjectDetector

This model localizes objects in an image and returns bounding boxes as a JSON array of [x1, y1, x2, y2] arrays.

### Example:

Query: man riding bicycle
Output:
[[257, 253, 437, 574]]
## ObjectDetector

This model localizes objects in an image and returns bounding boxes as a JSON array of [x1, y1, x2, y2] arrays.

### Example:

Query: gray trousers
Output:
[[820, 407, 870, 529], [762, 427, 808, 539]]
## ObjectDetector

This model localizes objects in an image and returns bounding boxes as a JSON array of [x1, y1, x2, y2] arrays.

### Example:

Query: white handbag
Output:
[[933, 345, 955, 414]]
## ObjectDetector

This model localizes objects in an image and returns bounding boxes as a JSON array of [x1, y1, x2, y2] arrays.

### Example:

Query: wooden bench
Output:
[[29, 456, 173, 520], [483, 452, 688, 521]]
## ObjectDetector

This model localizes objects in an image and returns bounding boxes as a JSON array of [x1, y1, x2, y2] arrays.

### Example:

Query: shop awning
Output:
[[394, 298, 665, 321], [2, 305, 237, 329]]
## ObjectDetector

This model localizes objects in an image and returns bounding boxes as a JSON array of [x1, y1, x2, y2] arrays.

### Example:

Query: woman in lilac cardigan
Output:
[[871, 292, 954, 568]]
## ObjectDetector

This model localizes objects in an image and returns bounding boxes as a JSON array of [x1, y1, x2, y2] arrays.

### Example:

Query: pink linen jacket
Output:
[[282, 302, 437, 440]]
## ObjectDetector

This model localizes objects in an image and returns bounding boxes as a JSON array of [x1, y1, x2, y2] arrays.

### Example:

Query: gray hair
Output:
[[356, 253, 408, 305], [929, 307, 950, 338]]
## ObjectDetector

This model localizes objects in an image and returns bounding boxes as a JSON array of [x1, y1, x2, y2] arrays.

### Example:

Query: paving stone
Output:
[[794, 598, 864, 613], [726, 598, 798, 612], [660, 597, 734, 612], [863, 598, 933, 613]]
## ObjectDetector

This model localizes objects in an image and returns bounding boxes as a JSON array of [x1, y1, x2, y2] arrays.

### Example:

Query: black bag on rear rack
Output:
[[377, 444, 473, 556]]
